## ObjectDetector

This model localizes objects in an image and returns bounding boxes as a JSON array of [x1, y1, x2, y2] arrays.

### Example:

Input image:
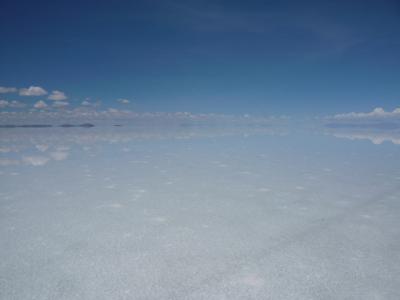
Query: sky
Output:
[[0, 0, 399, 116]]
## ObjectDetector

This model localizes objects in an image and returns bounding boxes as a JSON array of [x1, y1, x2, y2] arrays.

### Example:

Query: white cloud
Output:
[[332, 107, 400, 121], [0, 87, 17, 93], [34, 100, 48, 109], [52, 101, 69, 108], [117, 98, 130, 104], [81, 100, 91, 106], [48, 90, 67, 101], [19, 86, 48, 96]]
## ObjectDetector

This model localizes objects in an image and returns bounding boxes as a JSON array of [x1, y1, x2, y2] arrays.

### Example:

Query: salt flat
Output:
[[1, 126, 400, 299]]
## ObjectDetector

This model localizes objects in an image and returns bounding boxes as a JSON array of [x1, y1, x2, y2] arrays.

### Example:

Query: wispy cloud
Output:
[[9, 100, 25, 108], [0, 87, 17, 94], [0, 100, 26, 108], [163, 0, 366, 56], [53, 101, 69, 108], [19, 86, 48, 96], [117, 98, 130, 104]]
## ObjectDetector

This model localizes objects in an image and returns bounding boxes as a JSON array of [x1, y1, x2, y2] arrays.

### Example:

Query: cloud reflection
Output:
[[324, 108, 400, 145], [0, 124, 287, 167], [325, 127, 400, 145]]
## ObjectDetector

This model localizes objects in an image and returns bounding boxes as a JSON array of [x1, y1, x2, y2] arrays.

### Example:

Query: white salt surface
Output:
[[1, 127, 400, 299]]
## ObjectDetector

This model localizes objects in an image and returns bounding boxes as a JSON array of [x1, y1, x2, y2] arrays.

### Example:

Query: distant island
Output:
[[59, 123, 95, 128]]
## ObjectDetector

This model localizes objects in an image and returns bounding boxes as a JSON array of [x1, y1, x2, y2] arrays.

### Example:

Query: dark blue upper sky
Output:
[[1, 0, 399, 115]]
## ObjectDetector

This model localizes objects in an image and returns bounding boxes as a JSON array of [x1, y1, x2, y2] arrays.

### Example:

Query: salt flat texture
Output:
[[1, 127, 400, 299]]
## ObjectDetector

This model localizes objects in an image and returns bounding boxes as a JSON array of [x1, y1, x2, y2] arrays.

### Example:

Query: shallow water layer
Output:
[[1, 126, 400, 299]]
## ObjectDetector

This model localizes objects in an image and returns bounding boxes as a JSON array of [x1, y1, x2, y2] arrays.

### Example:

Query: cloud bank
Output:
[[331, 107, 400, 122], [325, 107, 400, 128]]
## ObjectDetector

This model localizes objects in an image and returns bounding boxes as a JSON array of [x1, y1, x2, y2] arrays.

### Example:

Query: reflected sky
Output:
[[1, 125, 400, 299]]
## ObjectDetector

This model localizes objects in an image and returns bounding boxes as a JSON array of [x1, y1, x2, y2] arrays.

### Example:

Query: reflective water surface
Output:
[[1, 125, 400, 299]]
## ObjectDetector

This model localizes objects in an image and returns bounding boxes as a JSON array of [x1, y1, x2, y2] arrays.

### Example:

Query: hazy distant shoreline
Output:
[[0, 123, 95, 128]]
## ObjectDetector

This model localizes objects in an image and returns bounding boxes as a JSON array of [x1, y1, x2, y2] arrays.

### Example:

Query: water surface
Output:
[[1, 126, 400, 299]]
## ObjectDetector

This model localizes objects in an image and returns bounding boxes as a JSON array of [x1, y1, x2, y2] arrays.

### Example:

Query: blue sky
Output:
[[0, 0, 399, 116]]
